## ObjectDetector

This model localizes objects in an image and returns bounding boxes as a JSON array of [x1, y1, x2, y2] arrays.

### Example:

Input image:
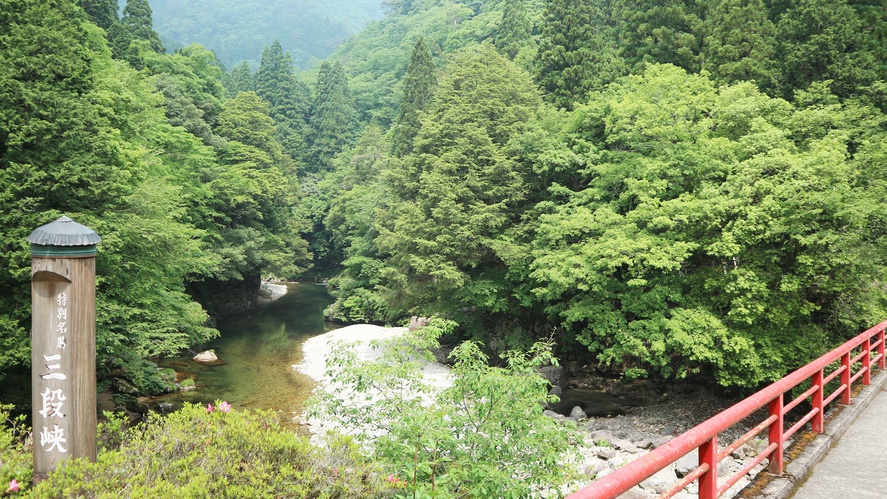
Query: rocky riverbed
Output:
[[557, 379, 774, 498], [295, 324, 774, 498]]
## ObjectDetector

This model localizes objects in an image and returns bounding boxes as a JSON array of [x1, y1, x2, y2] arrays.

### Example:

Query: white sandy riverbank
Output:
[[293, 324, 451, 390]]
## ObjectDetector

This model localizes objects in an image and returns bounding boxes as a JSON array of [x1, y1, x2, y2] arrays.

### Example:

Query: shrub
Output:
[[34, 403, 395, 498], [0, 403, 31, 496], [307, 319, 581, 498]]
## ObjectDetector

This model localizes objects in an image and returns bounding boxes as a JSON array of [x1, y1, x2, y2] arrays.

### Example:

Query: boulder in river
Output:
[[193, 349, 227, 366]]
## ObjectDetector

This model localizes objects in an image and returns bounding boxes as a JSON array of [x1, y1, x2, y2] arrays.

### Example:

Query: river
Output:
[[154, 282, 339, 426]]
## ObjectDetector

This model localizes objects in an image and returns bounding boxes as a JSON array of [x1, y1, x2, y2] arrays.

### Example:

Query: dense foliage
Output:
[[316, 0, 887, 386], [0, 0, 310, 402], [1, 0, 886, 412], [307, 319, 579, 497], [1, 0, 886, 494], [0, 403, 395, 497]]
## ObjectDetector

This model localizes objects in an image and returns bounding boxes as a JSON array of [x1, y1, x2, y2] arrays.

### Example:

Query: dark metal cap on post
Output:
[[27, 216, 102, 257]]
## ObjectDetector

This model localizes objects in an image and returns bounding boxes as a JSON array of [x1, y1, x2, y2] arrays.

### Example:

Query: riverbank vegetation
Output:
[[1, 0, 886, 410], [306, 318, 580, 497], [0, 402, 397, 497]]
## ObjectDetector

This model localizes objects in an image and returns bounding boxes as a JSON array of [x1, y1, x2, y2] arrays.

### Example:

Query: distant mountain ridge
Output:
[[147, 0, 384, 70]]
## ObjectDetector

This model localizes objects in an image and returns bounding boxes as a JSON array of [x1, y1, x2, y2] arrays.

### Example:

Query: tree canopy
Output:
[[1, 0, 885, 407]]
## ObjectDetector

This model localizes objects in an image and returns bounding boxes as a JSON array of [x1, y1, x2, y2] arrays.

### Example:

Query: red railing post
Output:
[[863, 337, 872, 386], [879, 327, 886, 370], [698, 436, 718, 499], [811, 369, 824, 433], [565, 320, 887, 499], [768, 394, 784, 474], [841, 351, 852, 405]]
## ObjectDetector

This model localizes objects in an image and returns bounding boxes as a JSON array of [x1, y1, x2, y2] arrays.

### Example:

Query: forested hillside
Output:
[[1, 0, 886, 413], [149, 0, 384, 69], [308, 0, 887, 387]]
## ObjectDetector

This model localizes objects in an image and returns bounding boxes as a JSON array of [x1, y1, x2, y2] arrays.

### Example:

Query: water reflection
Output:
[[155, 282, 339, 426]]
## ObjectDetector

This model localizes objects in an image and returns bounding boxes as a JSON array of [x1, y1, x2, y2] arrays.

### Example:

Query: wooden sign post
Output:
[[27, 216, 101, 481]]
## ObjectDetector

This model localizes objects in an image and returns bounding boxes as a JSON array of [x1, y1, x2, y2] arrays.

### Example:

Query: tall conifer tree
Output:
[[255, 40, 311, 165], [536, 0, 625, 110], [773, 0, 882, 99], [378, 46, 541, 322], [495, 0, 532, 60], [78, 0, 118, 30], [701, 0, 777, 87], [391, 37, 437, 157], [121, 0, 164, 53], [227, 61, 255, 95], [614, 0, 704, 73], [309, 61, 357, 170]]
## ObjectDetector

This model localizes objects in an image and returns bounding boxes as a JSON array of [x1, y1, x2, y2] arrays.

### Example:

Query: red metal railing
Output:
[[568, 320, 887, 499]]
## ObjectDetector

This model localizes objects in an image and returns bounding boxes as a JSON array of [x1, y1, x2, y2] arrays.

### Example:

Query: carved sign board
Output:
[[28, 217, 99, 481]]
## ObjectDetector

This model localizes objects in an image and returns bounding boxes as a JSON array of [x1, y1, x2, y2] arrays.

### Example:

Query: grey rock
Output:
[[193, 349, 227, 366], [589, 430, 614, 445], [731, 443, 751, 459], [538, 365, 565, 388], [112, 378, 139, 395], [597, 447, 617, 460], [613, 439, 639, 453], [620, 487, 656, 499], [431, 346, 455, 365], [654, 436, 673, 447], [606, 381, 627, 396], [675, 450, 699, 476], [640, 465, 677, 494], [636, 439, 654, 450], [570, 406, 588, 420], [408, 316, 429, 331], [584, 460, 609, 477], [717, 456, 737, 478], [124, 398, 150, 415], [542, 410, 565, 422], [564, 360, 580, 377]]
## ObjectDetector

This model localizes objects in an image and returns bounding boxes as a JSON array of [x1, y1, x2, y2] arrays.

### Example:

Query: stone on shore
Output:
[[193, 349, 227, 366]]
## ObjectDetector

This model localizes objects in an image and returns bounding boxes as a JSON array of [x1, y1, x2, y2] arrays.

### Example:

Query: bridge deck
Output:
[[791, 385, 887, 498]]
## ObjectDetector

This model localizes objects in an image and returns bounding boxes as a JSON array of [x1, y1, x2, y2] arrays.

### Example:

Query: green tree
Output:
[[701, 0, 777, 87], [309, 61, 358, 170], [78, 0, 118, 30], [0, 0, 223, 397], [378, 46, 540, 325], [614, 0, 704, 73], [772, 0, 883, 99], [106, 19, 135, 63], [495, 0, 532, 60], [208, 92, 310, 284], [536, 0, 626, 110], [528, 65, 887, 386], [216, 92, 284, 159], [121, 0, 164, 54], [322, 126, 393, 323], [226, 61, 255, 95], [144, 44, 226, 147], [390, 36, 437, 157], [254, 40, 312, 164]]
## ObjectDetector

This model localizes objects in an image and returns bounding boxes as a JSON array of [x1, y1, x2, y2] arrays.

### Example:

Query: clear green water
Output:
[[154, 283, 339, 427]]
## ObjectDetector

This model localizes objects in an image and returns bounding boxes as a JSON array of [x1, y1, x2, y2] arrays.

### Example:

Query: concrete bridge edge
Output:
[[754, 369, 887, 498]]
